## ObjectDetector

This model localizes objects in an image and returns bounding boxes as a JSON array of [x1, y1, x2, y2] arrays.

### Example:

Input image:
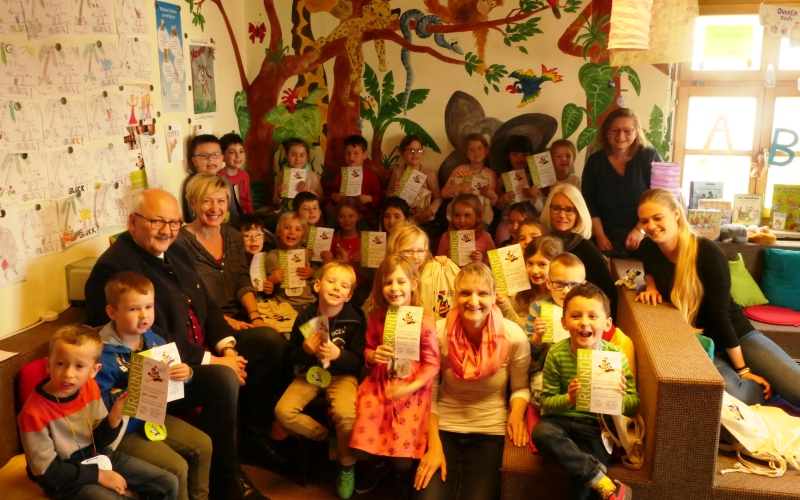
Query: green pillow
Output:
[[761, 248, 800, 312], [728, 253, 768, 308]]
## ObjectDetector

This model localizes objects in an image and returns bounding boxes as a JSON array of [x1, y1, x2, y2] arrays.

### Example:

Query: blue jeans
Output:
[[415, 431, 505, 500], [52, 450, 178, 499], [532, 415, 610, 500], [714, 330, 800, 408]]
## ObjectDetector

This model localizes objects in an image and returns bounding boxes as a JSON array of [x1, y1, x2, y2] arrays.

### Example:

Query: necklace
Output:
[[53, 388, 98, 459]]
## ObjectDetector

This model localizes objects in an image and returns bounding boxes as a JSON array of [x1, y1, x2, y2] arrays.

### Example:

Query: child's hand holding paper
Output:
[[567, 378, 580, 408], [109, 392, 129, 427], [170, 363, 192, 382], [369, 344, 394, 364], [302, 332, 322, 355]]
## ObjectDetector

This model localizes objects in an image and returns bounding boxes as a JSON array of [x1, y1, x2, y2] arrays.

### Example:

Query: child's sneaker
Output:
[[336, 464, 355, 499], [608, 480, 632, 500]]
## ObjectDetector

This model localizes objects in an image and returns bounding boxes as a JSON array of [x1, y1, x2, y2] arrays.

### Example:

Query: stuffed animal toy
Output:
[[615, 269, 641, 290], [746, 225, 777, 244], [720, 224, 748, 243]]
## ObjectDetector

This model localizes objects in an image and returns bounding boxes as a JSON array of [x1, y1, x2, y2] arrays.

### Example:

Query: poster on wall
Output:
[[43, 96, 89, 148], [760, 4, 800, 46], [21, 0, 72, 39], [155, 1, 186, 113], [114, 0, 148, 35], [189, 44, 216, 116], [0, 1, 27, 36], [0, 98, 44, 152], [56, 193, 99, 249], [0, 207, 28, 287], [36, 43, 86, 96], [18, 201, 61, 261], [0, 152, 49, 207], [119, 35, 153, 82], [72, 0, 115, 36], [0, 42, 38, 98], [82, 39, 121, 90]]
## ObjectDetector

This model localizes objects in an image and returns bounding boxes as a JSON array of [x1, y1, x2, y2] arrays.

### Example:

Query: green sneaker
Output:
[[336, 465, 355, 499]]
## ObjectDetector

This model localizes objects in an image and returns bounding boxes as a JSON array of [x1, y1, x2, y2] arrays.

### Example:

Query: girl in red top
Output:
[[436, 193, 496, 266], [323, 197, 371, 306], [350, 255, 440, 496]]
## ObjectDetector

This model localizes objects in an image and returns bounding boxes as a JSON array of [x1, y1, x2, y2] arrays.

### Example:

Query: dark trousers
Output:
[[415, 431, 505, 500], [532, 415, 610, 500], [235, 326, 291, 438], [168, 364, 240, 488]]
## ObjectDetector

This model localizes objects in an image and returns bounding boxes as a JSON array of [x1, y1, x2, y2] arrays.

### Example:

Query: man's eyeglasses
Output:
[[401, 249, 427, 256], [550, 205, 576, 215], [549, 280, 583, 291], [243, 232, 264, 239], [193, 152, 223, 160], [405, 148, 424, 154], [609, 128, 635, 136], [134, 213, 183, 231]]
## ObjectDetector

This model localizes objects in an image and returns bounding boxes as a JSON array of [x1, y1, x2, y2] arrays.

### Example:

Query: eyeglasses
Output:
[[550, 205, 576, 215], [609, 128, 635, 136], [193, 152, 223, 160], [405, 148, 424, 154], [134, 213, 183, 230], [549, 280, 583, 291], [401, 249, 427, 256], [243, 232, 264, 239]]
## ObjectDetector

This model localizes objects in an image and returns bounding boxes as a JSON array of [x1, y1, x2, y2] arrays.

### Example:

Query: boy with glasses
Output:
[[182, 134, 242, 223]]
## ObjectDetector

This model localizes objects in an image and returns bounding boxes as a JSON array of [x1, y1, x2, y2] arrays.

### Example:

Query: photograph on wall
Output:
[[155, 1, 186, 113], [189, 44, 216, 115]]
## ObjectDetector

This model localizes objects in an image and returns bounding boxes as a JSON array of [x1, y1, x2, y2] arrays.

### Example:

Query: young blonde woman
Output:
[[636, 188, 800, 408]]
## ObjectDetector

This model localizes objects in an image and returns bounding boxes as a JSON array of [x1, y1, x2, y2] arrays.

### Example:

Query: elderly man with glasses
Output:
[[85, 189, 285, 500]]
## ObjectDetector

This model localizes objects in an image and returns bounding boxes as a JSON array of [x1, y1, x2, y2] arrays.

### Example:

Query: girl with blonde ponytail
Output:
[[635, 189, 800, 408]]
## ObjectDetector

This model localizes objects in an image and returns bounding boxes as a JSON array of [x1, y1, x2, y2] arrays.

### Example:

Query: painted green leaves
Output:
[[264, 88, 327, 145]]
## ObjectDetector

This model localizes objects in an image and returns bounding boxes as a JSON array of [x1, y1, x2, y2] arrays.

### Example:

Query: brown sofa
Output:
[[501, 242, 800, 500]]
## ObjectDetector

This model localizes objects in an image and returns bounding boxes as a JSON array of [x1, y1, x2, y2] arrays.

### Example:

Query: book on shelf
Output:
[[688, 181, 724, 209], [771, 184, 800, 231], [732, 194, 763, 225]]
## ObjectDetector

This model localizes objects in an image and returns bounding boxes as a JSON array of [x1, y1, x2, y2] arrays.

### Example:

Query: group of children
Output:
[[17, 131, 638, 500]]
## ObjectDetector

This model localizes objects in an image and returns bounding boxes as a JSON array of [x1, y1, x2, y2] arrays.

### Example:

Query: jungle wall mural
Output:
[[184, 0, 673, 203]]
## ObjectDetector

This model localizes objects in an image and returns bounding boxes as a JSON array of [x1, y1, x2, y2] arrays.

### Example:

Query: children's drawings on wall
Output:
[[21, 0, 72, 39], [0, 42, 38, 97], [37, 43, 85, 95], [0, 0, 27, 36], [82, 39, 120, 89], [0, 98, 44, 151], [94, 180, 131, 227], [0, 207, 28, 287], [43, 96, 89, 148], [140, 136, 164, 189], [46, 147, 91, 198], [123, 84, 155, 125], [86, 90, 127, 140], [114, 0, 147, 35], [57, 193, 99, 248], [92, 143, 134, 184], [155, 1, 186, 113], [190, 44, 215, 116], [119, 35, 153, 82], [18, 201, 61, 260], [0, 152, 49, 206], [72, 0, 114, 35], [165, 122, 183, 162]]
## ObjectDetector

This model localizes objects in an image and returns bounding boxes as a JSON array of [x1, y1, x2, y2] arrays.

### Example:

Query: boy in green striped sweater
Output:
[[532, 283, 639, 500]]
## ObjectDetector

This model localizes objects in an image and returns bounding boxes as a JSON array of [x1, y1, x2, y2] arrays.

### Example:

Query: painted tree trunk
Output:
[[321, 55, 362, 192]]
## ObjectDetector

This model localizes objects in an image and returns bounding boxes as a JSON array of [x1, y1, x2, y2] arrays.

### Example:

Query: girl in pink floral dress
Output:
[[350, 255, 440, 497]]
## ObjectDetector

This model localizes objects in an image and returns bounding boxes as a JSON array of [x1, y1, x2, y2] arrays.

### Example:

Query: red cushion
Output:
[[18, 358, 48, 406], [743, 305, 800, 327]]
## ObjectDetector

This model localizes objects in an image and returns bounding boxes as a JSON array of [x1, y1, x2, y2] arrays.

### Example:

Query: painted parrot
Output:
[[506, 65, 564, 107], [547, 0, 561, 19]]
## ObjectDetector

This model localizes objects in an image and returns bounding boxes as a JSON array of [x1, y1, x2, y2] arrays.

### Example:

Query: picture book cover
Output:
[[732, 194, 764, 225], [771, 185, 800, 231], [687, 209, 722, 241], [689, 181, 724, 209], [697, 199, 732, 225]]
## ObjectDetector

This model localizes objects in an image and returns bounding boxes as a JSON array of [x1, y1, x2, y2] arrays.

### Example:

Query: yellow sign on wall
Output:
[[703, 24, 753, 59]]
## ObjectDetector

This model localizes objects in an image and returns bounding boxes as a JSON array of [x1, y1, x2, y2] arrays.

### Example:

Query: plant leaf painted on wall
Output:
[[393, 118, 440, 153], [576, 124, 598, 152], [233, 90, 250, 141], [578, 62, 614, 122], [644, 104, 671, 161], [561, 103, 585, 139], [363, 64, 381, 108], [380, 70, 394, 108], [616, 66, 641, 96]]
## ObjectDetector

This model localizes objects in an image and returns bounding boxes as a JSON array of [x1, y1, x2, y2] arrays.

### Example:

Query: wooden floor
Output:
[[244, 464, 396, 500]]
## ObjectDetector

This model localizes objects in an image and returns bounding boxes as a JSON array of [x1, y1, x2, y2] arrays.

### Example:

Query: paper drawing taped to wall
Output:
[[0, 0, 27, 35], [87, 90, 128, 141], [72, 0, 114, 35], [0, 152, 48, 206], [47, 147, 92, 198], [37, 43, 85, 95], [21, 0, 72, 39], [0, 42, 38, 97], [83, 39, 120, 89], [93, 143, 135, 184], [19, 201, 60, 260], [0, 207, 28, 287], [57, 193, 99, 248], [119, 35, 153, 82], [0, 98, 44, 152], [43, 97, 89, 148], [155, 2, 186, 113], [94, 180, 131, 227], [114, 0, 147, 34], [190, 45, 215, 115]]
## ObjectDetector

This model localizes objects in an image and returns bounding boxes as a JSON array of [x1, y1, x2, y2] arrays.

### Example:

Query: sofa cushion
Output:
[[0, 454, 46, 499], [743, 305, 800, 327], [761, 248, 800, 311], [728, 253, 768, 307], [18, 358, 47, 407]]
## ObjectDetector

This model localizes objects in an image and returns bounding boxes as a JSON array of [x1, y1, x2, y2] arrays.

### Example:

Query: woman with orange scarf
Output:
[[414, 263, 531, 500]]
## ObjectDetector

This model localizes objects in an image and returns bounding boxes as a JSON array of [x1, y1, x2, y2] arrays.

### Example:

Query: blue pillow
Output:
[[760, 248, 800, 312]]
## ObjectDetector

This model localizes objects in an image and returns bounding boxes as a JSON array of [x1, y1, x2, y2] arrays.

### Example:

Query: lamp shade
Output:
[[608, 0, 654, 51]]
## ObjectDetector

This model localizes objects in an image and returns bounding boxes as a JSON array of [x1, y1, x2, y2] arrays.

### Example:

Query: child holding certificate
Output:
[[436, 194, 495, 266], [532, 283, 638, 500], [440, 133, 498, 227], [379, 197, 410, 235], [270, 139, 324, 220], [550, 139, 581, 189], [331, 135, 383, 228], [386, 135, 442, 225], [276, 261, 365, 500], [96, 272, 212, 500], [324, 197, 371, 306], [350, 255, 440, 498], [263, 213, 316, 313], [497, 236, 564, 331]]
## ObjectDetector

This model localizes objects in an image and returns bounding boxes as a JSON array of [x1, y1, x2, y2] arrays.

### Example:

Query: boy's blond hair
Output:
[[549, 252, 585, 274], [104, 272, 154, 309], [276, 211, 309, 241], [49, 324, 103, 362], [318, 261, 357, 290], [563, 283, 611, 317]]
